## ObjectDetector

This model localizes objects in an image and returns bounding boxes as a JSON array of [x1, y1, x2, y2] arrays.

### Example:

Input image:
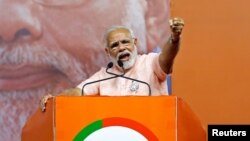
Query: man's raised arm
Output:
[[159, 17, 184, 74]]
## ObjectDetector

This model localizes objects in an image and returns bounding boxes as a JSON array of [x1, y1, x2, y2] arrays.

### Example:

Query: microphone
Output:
[[106, 61, 125, 76], [81, 63, 119, 96], [108, 60, 152, 96]]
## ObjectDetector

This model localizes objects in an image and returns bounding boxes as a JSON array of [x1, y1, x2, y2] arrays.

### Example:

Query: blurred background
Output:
[[171, 0, 250, 127]]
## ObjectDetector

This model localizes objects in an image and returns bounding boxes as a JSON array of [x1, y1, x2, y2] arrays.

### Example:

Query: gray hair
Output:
[[103, 25, 135, 47]]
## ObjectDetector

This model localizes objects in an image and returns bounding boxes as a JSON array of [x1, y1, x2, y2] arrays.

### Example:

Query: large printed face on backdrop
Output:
[[0, 0, 146, 95], [0, 0, 170, 96], [0, 0, 170, 140]]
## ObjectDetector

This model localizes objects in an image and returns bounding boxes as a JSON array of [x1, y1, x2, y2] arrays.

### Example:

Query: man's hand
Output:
[[169, 17, 185, 42], [39, 94, 54, 112], [39, 88, 81, 112]]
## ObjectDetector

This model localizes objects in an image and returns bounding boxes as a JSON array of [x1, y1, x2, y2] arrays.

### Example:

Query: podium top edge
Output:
[[54, 95, 180, 100]]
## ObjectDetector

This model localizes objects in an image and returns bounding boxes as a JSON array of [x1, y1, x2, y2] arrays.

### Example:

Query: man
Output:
[[40, 17, 184, 99], [0, 0, 171, 140], [76, 18, 184, 96], [39, 17, 184, 114]]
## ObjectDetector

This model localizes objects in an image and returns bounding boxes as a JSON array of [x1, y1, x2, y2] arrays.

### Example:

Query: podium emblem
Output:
[[73, 117, 158, 141]]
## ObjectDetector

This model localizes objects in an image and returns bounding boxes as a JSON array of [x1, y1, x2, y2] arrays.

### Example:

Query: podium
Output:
[[22, 96, 206, 141]]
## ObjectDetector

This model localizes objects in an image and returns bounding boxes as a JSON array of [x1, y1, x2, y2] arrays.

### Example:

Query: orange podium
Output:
[[22, 96, 206, 141]]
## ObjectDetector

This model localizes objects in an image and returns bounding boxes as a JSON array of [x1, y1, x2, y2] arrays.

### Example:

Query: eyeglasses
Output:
[[108, 38, 134, 51], [33, 0, 86, 7]]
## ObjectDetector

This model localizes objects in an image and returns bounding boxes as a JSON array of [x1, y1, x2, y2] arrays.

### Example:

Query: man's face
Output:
[[0, 0, 147, 96], [106, 29, 138, 70]]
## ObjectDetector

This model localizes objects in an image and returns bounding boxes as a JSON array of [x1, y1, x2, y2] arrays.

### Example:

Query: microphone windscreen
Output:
[[117, 60, 123, 67], [107, 62, 113, 68]]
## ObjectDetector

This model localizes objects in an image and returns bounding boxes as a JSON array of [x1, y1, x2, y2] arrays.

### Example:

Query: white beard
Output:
[[109, 47, 138, 70]]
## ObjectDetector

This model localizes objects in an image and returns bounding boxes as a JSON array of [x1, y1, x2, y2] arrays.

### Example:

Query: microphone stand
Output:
[[106, 61, 152, 96], [81, 64, 119, 96], [81, 75, 119, 96], [106, 62, 125, 76]]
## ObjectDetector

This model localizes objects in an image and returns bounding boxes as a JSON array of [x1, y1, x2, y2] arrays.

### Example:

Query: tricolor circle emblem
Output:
[[73, 117, 158, 141]]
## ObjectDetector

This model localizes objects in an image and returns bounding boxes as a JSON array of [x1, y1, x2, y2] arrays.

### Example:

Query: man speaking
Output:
[[40, 17, 184, 105], [77, 18, 184, 96]]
